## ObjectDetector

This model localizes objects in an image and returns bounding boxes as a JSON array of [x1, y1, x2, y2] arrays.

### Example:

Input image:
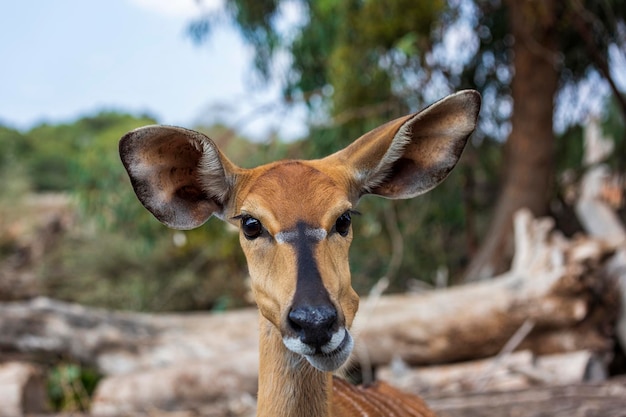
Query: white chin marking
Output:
[[283, 328, 354, 372], [283, 335, 316, 356], [321, 327, 347, 353]]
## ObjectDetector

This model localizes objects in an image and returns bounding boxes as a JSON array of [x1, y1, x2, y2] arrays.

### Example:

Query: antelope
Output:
[[119, 90, 481, 417]]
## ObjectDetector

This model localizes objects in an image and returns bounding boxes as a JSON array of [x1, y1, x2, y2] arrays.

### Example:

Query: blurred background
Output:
[[2, 0, 624, 310], [1, 0, 626, 414]]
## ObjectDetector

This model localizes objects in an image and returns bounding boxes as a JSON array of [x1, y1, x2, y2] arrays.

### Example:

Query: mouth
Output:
[[283, 327, 354, 372]]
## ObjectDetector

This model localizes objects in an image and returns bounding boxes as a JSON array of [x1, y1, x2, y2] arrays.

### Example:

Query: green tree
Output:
[[460, 0, 626, 279], [0, 112, 258, 311], [37, 113, 253, 311], [189, 0, 626, 285]]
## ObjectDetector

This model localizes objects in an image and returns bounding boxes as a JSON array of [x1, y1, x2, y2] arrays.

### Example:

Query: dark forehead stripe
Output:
[[289, 222, 333, 308]]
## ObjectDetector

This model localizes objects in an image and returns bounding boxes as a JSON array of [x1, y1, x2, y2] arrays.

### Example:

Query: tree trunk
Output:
[[464, 0, 561, 281]]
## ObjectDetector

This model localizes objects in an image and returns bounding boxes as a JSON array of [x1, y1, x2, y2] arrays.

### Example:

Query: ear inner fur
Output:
[[323, 90, 481, 200], [119, 125, 241, 228]]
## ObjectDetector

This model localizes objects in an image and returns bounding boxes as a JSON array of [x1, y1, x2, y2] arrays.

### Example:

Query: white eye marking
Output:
[[275, 227, 327, 244], [305, 228, 327, 242], [275, 230, 297, 244]]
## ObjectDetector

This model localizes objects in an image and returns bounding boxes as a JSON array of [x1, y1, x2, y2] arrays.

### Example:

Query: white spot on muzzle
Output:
[[282, 327, 354, 372], [321, 327, 346, 354]]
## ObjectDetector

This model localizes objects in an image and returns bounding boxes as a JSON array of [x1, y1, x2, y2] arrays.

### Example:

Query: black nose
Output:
[[288, 305, 338, 349]]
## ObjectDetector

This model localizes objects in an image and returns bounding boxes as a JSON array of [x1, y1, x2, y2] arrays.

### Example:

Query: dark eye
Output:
[[335, 212, 352, 237], [241, 216, 263, 240]]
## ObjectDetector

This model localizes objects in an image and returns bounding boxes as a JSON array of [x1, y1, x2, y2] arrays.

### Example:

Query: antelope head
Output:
[[119, 90, 481, 373]]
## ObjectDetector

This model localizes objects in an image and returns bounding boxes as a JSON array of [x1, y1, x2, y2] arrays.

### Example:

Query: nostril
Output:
[[288, 313, 303, 332], [288, 305, 338, 348]]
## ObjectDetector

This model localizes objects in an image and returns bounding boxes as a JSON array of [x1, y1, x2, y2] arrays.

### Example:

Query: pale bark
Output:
[[424, 377, 626, 417], [575, 124, 626, 353], [378, 350, 606, 395], [91, 361, 257, 416], [0, 362, 49, 417], [0, 298, 260, 376], [351, 209, 616, 368]]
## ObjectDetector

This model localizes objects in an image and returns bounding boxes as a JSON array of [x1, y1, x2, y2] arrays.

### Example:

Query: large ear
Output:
[[119, 125, 239, 229], [326, 90, 481, 199]]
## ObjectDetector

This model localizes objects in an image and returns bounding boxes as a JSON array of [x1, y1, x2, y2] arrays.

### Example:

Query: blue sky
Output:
[[3, 1, 625, 142], [0, 0, 307, 140]]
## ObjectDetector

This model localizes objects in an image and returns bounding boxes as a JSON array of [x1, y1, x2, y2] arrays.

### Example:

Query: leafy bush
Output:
[[47, 363, 101, 412]]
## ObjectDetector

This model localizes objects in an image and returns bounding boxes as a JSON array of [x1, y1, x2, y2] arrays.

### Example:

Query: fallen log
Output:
[[0, 298, 260, 375], [350, 209, 617, 369], [27, 378, 626, 417], [91, 360, 257, 416], [377, 350, 607, 395], [424, 376, 626, 417], [0, 211, 618, 413], [0, 212, 615, 378]]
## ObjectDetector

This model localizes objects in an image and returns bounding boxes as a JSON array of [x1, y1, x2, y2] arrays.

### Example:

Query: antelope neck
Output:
[[256, 316, 333, 417]]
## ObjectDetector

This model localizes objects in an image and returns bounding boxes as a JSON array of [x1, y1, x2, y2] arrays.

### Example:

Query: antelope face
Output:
[[118, 90, 481, 373], [234, 161, 360, 371]]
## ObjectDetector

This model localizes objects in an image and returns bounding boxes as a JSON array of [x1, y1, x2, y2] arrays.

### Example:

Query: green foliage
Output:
[[186, 0, 625, 290], [71, 113, 161, 234], [556, 124, 585, 174], [38, 223, 248, 311], [191, 0, 446, 150], [0, 126, 34, 257], [47, 363, 100, 412], [0, 112, 254, 311], [460, 0, 626, 138], [559, 1, 626, 82], [602, 95, 626, 170]]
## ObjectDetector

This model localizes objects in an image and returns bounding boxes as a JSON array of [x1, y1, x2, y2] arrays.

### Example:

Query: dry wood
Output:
[[0, 223, 612, 375], [377, 350, 606, 395], [91, 360, 257, 416], [0, 362, 49, 416], [26, 378, 626, 417], [0, 297, 260, 375], [351, 209, 616, 368], [575, 161, 626, 351], [424, 376, 626, 417]]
